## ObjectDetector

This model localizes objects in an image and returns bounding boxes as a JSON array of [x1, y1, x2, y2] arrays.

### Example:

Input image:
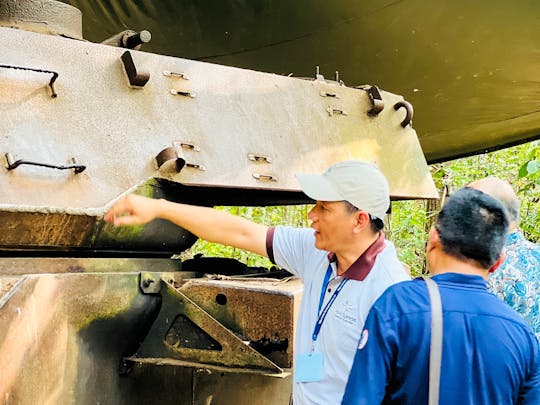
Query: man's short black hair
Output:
[[436, 187, 509, 269], [343, 201, 384, 233]]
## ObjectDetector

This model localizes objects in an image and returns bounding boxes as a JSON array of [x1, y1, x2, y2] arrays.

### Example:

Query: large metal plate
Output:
[[63, 0, 540, 163], [0, 26, 436, 210]]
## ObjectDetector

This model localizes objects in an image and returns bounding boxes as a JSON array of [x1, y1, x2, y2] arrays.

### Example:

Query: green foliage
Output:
[[181, 205, 311, 267], [387, 200, 429, 276], [184, 140, 539, 277]]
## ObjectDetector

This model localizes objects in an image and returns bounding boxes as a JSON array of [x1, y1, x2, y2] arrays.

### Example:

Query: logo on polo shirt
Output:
[[358, 329, 369, 350], [335, 299, 358, 325]]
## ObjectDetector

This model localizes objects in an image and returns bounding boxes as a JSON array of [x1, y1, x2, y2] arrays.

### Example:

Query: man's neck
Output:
[[335, 232, 380, 275], [429, 254, 488, 279]]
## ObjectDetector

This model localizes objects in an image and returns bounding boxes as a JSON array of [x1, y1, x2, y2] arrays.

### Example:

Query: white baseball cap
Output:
[[296, 160, 390, 219]]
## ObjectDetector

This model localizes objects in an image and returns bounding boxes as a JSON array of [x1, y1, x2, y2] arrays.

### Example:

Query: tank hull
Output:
[[0, 259, 300, 404]]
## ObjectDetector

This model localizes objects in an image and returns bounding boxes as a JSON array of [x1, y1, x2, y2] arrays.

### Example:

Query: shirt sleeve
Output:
[[341, 305, 396, 404], [270, 226, 320, 280], [519, 337, 540, 404]]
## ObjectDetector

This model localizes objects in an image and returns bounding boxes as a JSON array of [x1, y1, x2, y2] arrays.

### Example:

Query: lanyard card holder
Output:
[[295, 351, 324, 382]]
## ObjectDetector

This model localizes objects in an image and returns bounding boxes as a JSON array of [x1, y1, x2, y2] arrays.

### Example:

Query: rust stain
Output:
[[0, 277, 61, 397]]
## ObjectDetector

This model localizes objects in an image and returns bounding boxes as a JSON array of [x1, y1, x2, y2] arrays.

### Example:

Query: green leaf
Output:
[[519, 162, 529, 178], [526, 160, 539, 175]]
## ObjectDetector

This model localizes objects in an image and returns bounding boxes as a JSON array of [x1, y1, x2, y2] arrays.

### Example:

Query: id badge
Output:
[[295, 352, 324, 382]]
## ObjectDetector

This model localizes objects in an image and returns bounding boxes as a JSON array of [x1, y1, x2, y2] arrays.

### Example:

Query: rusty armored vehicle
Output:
[[0, 0, 478, 403]]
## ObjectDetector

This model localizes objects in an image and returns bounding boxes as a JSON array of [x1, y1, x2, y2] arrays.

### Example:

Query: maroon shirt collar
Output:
[[327, 232, 386, 281]]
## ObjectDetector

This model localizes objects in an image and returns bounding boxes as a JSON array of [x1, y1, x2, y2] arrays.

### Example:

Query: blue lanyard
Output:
[[312, 264, 349, 345]]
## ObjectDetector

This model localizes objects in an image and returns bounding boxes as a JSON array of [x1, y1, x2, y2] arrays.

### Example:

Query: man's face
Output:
[[308, 201, 358, 252]]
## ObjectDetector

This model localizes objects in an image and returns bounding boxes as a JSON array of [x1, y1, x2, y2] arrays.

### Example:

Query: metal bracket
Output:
[[319, 91, 339, 98], [327, 107, 348, 116], [314, 65, 325, 81], [5, 153, 85, 174], [163, 71, 189, 80], [363, 85, 384, 116], [247, 153, 272, 164], [0, 63, 58, 98], [155, 146, 186, 173], [164, 71, 195, 97], [174, 142, 200, 152], [394, 100, 414, 127], [128, 279, 286, 376], [252, 173, 278, 182], [140, 273, 163, 294], [186, 163, 206, 171], [121, 51, 150, 87], [170, 89, 196, 98], [155, 145, 206, 173]]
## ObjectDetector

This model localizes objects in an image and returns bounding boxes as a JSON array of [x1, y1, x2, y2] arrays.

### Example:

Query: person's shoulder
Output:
[[510, 232, 540, 252], [370, 278, 428, 318], [273, 226, 315, 245], [371, 240, 410, 282], [501, 233, 540, 275], [481, 291, 540, 338], [523, 238, 540, 255]]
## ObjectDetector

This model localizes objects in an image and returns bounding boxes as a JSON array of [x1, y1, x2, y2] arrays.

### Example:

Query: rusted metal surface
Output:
[[122, 364, 293, 405], [0, 269, 296, 403], [0, 257, 186, 276], [193, 370, 292, 405], [179, 277, 302, 368], [0, 204, 198, 253], [130, 279, 296, 375], [0, 276, 21, 304], [0, 211, 96, 249], [0, 272, 159, 404]]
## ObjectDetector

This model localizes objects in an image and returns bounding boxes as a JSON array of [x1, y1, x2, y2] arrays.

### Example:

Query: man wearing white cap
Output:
[[104, 160, 409, 405]]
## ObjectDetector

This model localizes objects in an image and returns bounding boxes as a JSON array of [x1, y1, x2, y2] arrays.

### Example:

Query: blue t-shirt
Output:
[[342, 273, 540, 405]]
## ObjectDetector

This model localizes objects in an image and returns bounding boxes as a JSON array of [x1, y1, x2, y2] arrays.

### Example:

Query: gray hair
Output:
[[468, 177, 520, 225]]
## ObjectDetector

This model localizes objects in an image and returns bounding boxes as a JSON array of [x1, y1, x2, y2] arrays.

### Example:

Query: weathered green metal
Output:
[[129, 277, 297, 375], [0, 263, 299, 403]]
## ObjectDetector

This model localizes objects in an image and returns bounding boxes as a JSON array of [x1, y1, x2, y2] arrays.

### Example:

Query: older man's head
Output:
[[468, 177, 520, 231]]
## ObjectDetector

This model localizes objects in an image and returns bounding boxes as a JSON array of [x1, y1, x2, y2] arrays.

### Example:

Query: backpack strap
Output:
[[422, 275, 443, 405]]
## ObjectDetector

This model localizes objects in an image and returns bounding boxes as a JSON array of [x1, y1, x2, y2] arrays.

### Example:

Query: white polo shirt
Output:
[[268, 226, 409, 405]]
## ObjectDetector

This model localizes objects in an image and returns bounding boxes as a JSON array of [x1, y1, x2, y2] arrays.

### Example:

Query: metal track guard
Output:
[[126, 276, 286, 377]]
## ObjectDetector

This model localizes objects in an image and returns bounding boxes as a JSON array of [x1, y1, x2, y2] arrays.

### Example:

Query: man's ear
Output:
[[426, 227, 440, 252], [488, 251, 506, 273], [352, 210, 370, 233]]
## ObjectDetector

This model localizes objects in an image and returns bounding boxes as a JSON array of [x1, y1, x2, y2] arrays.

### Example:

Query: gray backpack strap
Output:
[[422, 276, 443, 405]]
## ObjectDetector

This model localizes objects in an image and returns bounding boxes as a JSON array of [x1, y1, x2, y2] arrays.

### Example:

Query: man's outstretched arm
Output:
[[104, 194, 269, 258]]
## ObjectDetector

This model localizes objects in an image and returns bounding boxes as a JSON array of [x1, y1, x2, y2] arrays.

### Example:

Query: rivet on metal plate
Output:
[[327, 107, 348, 116], [247, 153, 272, 164], [319, 91, 338, 98], [163, 71, 189, 80], [170, 89, 196, 98], [253, 173, 278, 182], [186, 163, 206, 171], [174, 141, 201, 152]]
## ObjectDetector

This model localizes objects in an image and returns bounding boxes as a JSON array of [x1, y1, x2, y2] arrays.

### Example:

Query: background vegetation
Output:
[[184, 140, 539, 277]]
